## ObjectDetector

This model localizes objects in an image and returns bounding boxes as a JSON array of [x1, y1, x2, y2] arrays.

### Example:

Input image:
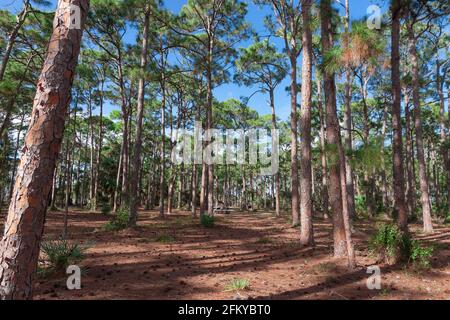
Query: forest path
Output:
[[3, 208, 446, 300]]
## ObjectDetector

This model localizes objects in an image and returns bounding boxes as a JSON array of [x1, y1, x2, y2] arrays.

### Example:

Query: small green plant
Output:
[[409, 240, 434, 269], [101, 201, 111, 215], [155, 234, 175, 243], [370, 223, 434, 268], [355, 195, 367, 216], [369, 223, 406, 262], [256, 237, 273, 244], [224, 278, 250, 292], [315, 262, 338, 274], [445, 213, 450, 225], [200, 214, 215, 228], [41, 239, 87, 271], [379, 288, 391, 297], [104, 206, 129, 231]]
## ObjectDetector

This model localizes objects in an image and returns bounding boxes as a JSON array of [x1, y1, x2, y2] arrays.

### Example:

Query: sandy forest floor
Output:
[[1, 209, 449, 300]]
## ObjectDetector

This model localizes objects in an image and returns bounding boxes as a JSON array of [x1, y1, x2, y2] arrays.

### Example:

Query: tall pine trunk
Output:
[[343, 0, 356, 220], [299, 0, 314, 246], [316, 75, 329, 219], [269, 88, 280, 216], [405, 92, 416, 215], [0, 0, 89, 299], [129, 7, 150, 226], [408, 27, 433, 233], [321, 0, 347, 257], [391, 0, 408, 232], [289, 55, 299, 226]]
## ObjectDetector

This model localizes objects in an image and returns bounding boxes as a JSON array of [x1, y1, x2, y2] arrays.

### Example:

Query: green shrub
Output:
[[256, 237, 273, 244], [369, 223, 433, 268], [355, 195, 367, 216], [369, 223, 404, 261], [104, 206, 129, 231], [200, 214, 215, 228], [409, 240, 434, 269], [41, 239, 87, 271], [155, 234, 175, 243], [445, 213, 450, 224], [224, 278, 250, 292], [101, 201, 111, 215]]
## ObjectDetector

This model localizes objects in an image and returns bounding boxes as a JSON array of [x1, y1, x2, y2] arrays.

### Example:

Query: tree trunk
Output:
[[343, 0, 356, 220], [50, 164, 58, 210], [380, 103, 389, 210], [391, 0, 408, 232], [408, 28, 433, 233], [321, 0, 347, 257], [88, 90, 95, 209], [339, 130, 356, 269], [206, 64, 214, 216], [117, 54, 129, 207], [269, 88, 280, 217], [63, 140, 71, 239], [93, 77, 104, 211], [113, 139, 124, 212], [159, 65, 166, 218], [191, 164, 197, 217], [0, 0, 89, 300], [437, 60, 450, 216], [405, 92, 416, 216], [299, 0, 314, 246], [360, 77, 376, 217], [317, 75, 329, 219], [129, 7, 150, 226], [289, 55, 299, 226]]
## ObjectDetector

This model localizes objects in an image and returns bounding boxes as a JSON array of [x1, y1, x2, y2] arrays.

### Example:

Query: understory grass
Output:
[[155, 234, 176, 243], [224, 278, 250, 292], [104, 206, 129, 231], [256, 237, 273, 244], [369, 223, 434, 269], [200, 214, 215, 228], [39, 239, 89, 276]]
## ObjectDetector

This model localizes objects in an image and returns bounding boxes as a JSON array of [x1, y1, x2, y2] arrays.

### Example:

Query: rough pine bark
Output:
[[129, 7, 150, 226], [93, 76, 104, 211], [316, 75, 329, 219], [321, 0, 347, 257], [159, 71, 166, 218], [343, 0, 356, 220], [408, 27, 433, 233], [0, 0, 89, 300], [289, 54, 300, 226], [405, 92, 416, 215], [269, 88, 280, 216], [391, 0, 408, 232], [299, 0, 314, 246]]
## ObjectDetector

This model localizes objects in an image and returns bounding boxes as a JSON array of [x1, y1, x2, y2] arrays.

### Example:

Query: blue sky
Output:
[[163, 0, 389, 120], [1, 0, 389, 120]]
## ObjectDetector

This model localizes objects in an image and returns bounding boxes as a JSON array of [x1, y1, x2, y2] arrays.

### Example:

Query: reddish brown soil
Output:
[[2, 209, 449, 299]]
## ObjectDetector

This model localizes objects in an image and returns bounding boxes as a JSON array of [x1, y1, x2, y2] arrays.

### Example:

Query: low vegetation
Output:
[[40, 239, 88, 273]]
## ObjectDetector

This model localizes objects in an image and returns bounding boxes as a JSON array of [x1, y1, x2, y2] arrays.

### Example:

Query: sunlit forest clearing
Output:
[[0, 0, 449, 300], [5, 209, 446, 300]]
